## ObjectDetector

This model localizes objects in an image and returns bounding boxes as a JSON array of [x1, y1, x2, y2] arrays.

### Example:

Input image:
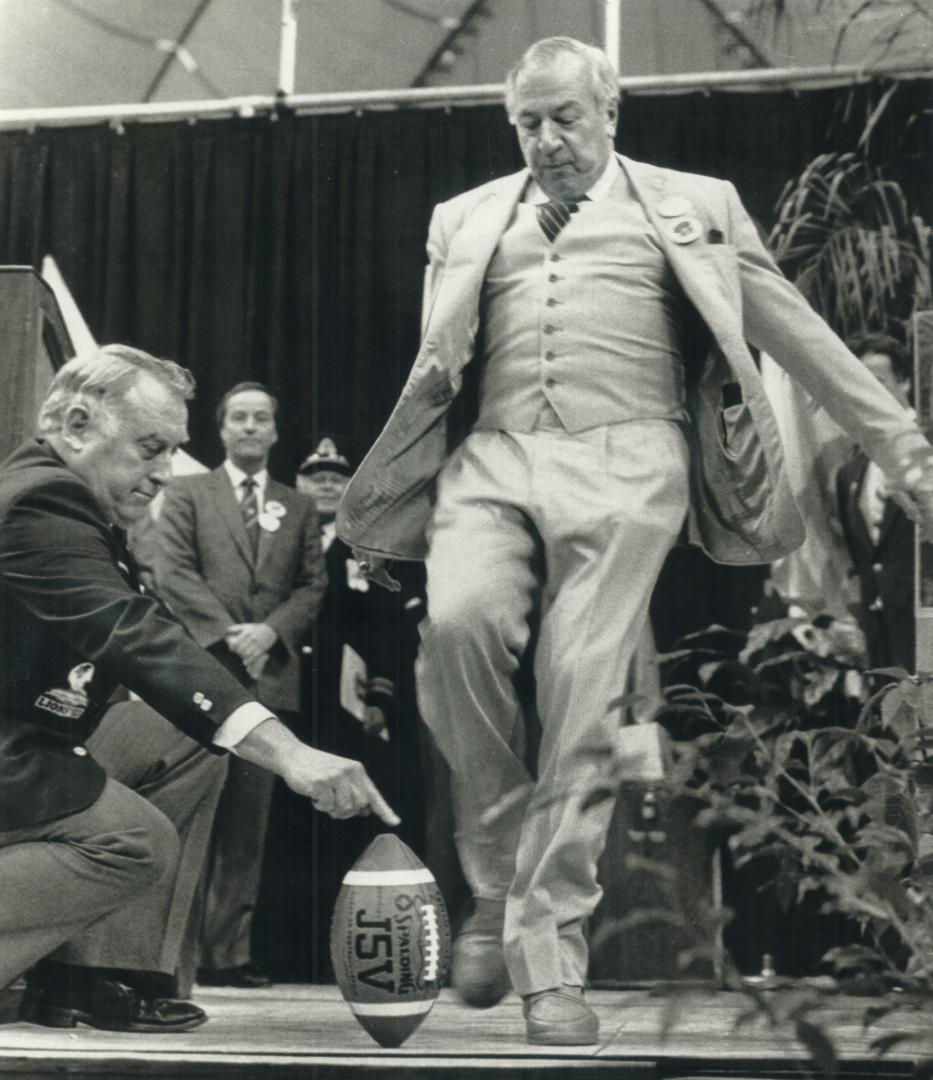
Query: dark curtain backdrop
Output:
[[0, 79, 930, 633]]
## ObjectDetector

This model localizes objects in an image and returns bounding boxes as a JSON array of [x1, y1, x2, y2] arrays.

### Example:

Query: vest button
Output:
[[545, 377, 557, 389], [548, 273, 559, 282], [545, 351, 556, 361], [543, 324, 556, 334], [546, 298, 558, 307], [550, 254, 561, 262]]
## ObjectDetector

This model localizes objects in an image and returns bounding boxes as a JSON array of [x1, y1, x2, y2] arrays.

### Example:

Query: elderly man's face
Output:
[[511, 52, 616, 202], [220, 389, 277, 472], [71, 373, 189, 527], [296, 469, 348, 520]]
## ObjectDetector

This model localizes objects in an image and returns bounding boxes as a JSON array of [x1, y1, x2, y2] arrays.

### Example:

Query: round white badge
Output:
[[258, 512, 281, 532], [668, 217, 704, 245], [657, 196, 693, 218], [265, 500, 287, 518]]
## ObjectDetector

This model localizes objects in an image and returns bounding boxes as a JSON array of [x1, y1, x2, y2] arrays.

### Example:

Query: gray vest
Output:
[[474, 172, 690, 433]]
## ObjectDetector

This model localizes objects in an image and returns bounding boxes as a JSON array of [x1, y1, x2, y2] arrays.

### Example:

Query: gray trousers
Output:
[[0, 700, 226, 989], [417, 421, 689, 996], [196, 754, 276, 973]]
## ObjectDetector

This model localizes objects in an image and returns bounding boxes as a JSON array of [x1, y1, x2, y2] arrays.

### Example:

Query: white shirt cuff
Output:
[[213, 701, 275, 752]]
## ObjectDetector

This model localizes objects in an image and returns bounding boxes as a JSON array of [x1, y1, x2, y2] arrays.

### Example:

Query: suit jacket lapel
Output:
[[210, 467, 255, 567], [422, 170, 528, 375], [875, 494, 900, 553], [620, 156, 741, 343], [846, 457, 876, 556]]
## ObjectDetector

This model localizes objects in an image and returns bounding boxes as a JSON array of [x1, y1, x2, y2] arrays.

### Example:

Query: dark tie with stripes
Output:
[[241, 477, 260, 558], [536, 199, 581, 243]]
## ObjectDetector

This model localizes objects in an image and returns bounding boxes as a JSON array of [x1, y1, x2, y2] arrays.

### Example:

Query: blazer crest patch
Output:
[[35, 662, 95, 720]]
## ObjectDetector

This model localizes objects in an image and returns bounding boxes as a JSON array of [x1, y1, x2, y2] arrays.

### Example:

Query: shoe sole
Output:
[[526, 1023, 600, 1046], [19, 1003, 207, 1033]]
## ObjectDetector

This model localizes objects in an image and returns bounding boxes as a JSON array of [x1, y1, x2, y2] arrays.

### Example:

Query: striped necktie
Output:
[[241, 477, 260, 557], [536, 199, 581, 243]]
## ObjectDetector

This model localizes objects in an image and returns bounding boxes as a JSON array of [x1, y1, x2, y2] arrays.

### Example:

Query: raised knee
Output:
[[98, 812, 180, 896], [425, 573, 528, 646]]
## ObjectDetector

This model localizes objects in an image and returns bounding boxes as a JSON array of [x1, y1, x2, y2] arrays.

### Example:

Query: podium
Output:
[[0, 266, 74, 460]]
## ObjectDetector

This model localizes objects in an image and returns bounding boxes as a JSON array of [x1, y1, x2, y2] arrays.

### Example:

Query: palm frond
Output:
[[770, 152, 932, 342]]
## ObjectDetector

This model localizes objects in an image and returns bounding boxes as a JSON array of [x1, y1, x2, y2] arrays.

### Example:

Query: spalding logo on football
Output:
[[331, 833, 451, 1047]]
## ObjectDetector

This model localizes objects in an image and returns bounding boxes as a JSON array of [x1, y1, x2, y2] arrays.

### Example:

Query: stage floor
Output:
[[1, 985, 932, 1078]]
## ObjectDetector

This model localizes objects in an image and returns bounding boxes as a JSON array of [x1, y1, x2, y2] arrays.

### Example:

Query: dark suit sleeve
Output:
[[0, 478, 254, 747], [263, 492, 327, 655], [155, 478, 237, 648]]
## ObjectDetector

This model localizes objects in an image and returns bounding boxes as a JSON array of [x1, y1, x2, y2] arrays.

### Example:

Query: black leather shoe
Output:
[[197, 964, 273, 989], [19, 970, 207, 1032]]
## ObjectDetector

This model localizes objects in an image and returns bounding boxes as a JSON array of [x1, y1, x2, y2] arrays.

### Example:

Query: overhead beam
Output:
[[1, 61, 927, 130]]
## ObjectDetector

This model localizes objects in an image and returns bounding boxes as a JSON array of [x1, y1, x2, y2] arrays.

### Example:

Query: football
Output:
[[330, 833, 451, 1047]]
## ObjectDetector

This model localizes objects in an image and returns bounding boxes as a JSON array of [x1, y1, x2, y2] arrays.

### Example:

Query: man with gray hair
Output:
[[0, 345, 397, 1033], [338, 37, 933, 1043]]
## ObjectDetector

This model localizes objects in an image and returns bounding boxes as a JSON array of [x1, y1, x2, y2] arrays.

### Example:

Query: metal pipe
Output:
[[0, 61, 929, 130], [604, 0, 621, 73], [278, 0, 298, 97]]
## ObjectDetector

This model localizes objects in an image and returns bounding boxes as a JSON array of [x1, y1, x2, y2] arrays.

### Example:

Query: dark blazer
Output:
[[154, 467, 326, 713], [0, 440, 254, 831], [836, 453, 915, 670], [301, 534, 398, 746]]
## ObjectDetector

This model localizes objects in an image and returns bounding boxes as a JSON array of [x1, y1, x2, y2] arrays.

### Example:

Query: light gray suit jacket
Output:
[[337, 154, 929, 566], [155, 467, 326, 713]]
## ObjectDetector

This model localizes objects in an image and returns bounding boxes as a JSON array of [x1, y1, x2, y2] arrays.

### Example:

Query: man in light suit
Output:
[[155, 382, 326, 989], [337, 38, 933, 1044]]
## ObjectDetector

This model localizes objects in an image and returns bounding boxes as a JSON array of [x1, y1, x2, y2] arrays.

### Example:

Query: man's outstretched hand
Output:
[[284, 745, 400, 825], [890, 449, 933, 539], [233, 716, 400, 826]]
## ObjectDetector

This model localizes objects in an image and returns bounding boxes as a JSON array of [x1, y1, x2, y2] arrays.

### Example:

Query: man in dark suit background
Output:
[[258, 435, 415, 981], [155, 382, 326, 989], [0, 346, 397, 1032], [836, 334, 916, 671]]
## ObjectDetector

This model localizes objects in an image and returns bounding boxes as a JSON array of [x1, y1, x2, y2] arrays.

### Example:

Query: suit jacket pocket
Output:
[[713, 401, 769, 522]]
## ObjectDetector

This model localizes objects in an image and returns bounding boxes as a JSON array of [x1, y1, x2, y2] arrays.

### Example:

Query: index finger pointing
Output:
[[365, 777, 401, 827]]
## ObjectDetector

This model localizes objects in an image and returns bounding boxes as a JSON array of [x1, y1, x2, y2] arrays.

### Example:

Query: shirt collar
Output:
[[526, 152, 620, 205], [321, 520, 337, 553], [223, 459, 268, 499]]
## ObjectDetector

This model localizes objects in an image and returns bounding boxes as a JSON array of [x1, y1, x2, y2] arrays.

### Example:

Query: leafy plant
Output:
[[639, 606, 933, 1071], [769, 152, 931, 344]]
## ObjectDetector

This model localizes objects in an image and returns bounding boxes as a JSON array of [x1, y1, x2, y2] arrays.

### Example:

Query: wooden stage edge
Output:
[[1, 985, 932, 1079]]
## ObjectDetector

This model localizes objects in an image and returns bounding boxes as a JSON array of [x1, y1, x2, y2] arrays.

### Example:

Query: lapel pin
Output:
[[258, 512, 281, 532], [668, 217, 703, 245], [265, 500, 286, 518]]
